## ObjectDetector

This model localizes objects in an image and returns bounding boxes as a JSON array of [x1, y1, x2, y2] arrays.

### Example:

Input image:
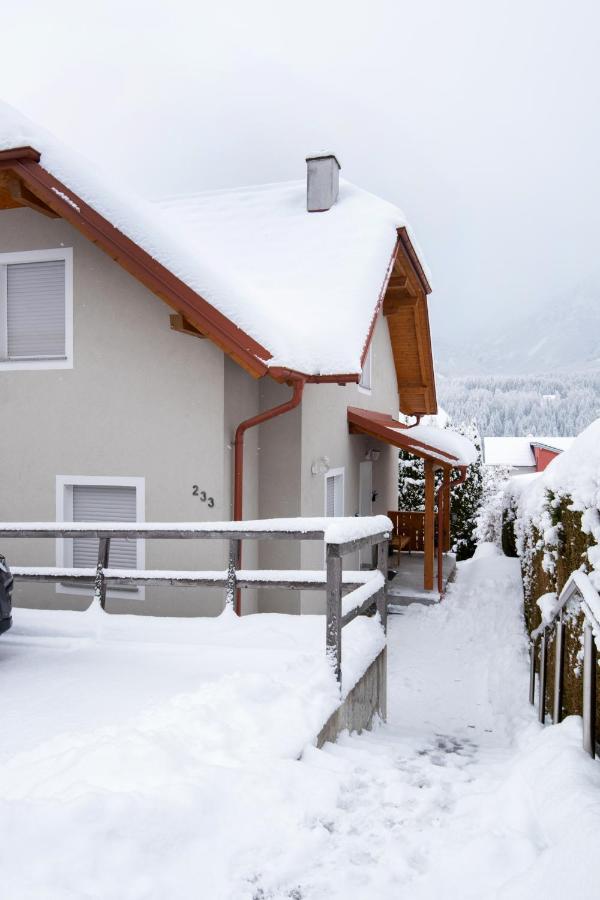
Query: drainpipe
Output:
[[437, 465, 467, 596], [233, 375, 305, 613]]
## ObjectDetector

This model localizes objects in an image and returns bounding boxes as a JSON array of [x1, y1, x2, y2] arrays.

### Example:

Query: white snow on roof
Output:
[[484, 436, 574, 467], [0, 101, 429, 376], [407, 424, 477, 465]]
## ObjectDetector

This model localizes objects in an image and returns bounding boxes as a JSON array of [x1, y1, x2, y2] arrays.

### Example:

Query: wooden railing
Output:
[[529, 570, 599, 758], [0, 518, 390, 689], [387, 510, 441, 553]]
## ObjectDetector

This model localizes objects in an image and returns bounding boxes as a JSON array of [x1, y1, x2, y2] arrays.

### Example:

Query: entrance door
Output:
[[359, 460, 373, 567]]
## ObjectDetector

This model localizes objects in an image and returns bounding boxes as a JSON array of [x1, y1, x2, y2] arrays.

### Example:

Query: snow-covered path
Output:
[[2, 546, 600, 899], [226, 546, 600, 899]]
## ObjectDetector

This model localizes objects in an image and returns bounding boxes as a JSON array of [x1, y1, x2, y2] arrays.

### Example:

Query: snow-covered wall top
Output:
[[515, 418, 600, 520], [0, 101, 430, 376]]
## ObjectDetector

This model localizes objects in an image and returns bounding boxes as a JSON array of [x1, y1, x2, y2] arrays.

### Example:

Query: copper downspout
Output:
[[437, 465, 468, 596], [232, 376, 305, 614]]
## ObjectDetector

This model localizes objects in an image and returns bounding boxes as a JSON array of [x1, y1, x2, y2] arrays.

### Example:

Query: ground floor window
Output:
[[324, 468, 344, 517], [56, 475, 145, 596]]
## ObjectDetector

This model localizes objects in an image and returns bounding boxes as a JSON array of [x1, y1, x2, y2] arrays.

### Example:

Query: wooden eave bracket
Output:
[[170, 313, 206, 339], [0, 171, 58, 218]]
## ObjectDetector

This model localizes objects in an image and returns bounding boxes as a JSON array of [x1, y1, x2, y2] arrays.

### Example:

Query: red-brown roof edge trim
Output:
[[4, 154, 272, 377], [398, 226, 431, 295], [359, 236, 399, 370], [0, 146, 41, 163], [347, 406, 458, 465]]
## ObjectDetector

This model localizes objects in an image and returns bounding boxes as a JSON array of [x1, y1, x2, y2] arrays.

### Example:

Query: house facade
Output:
[[0, 104, 440, 616]]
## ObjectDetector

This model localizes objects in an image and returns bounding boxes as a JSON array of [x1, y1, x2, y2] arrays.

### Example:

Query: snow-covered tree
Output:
[[397, 452, 425, 511], [397, 418, 487, 561], [449, 421, 484, 561], [475, 463, 512, 547]]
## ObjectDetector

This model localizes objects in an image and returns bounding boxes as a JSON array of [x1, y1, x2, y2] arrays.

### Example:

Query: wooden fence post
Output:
[[376, 537, 388, 633], [538, 630, 547, 724], [326, 543, 342, 684], [529, 638, 537, 706], [553, 614, 565, 724], [423, 460, 435, 591], [582, 622, 597, 758], [94, 537, 110, 611]]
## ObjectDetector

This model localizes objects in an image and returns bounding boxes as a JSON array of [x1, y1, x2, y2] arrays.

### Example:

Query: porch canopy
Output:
[[347, 407, 477, 592]]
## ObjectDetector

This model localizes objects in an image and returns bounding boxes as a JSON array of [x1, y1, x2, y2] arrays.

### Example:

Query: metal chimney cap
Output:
[[305, 152, 341, 169]]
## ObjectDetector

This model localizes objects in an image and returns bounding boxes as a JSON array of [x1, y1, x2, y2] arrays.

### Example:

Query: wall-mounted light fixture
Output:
[[364, 449, 381, 462], [311, 456, 330, 476]]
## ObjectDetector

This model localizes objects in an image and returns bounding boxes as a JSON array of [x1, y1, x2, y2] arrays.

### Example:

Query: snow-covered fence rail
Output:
[[0, 516, 391, 688], [529, 570, 600, 757]]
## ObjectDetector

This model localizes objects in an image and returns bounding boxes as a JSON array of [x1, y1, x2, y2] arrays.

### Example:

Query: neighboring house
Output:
[[484, 436, 574, 475], [0, 102, 444, 616]]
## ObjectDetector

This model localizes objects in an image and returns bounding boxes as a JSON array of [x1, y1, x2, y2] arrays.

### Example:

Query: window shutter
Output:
[[326, 473, 343, 517], [326, 476, 336, 517], [6, 260, 66, 359], [72, 485, 137, 569]]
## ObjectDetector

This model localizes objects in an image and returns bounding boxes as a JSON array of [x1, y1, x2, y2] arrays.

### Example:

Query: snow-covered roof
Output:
[[0, 100, 430, 377], [484, 436, 574, 467], [401, 424, 477, 466], [155, 183, 416, 374], [347, 407, 477, 466]]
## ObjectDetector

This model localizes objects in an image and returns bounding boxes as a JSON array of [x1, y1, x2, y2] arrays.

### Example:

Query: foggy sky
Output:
[[2, 0, 599, 344]]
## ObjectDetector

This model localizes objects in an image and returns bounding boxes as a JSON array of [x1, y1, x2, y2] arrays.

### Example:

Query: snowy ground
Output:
[[2, 547, 600, 899]]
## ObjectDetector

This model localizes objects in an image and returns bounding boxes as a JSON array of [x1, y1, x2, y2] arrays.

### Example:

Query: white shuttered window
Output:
[[325, 469, 344, 517], [5, 260, 66, 359], [0, 249, 72, 369], [72, 485, 138, 569]]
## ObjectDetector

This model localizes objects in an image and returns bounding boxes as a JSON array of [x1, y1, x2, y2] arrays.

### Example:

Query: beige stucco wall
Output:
[[222, 356, 260, 614], [0, 208, 401, 620], [298, 312, 399, 613], [1, 208, 230, 616], [257, 378, 302, 613]]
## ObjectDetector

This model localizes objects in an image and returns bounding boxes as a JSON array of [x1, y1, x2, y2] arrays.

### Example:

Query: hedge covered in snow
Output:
[[498, 419, 600, 722]]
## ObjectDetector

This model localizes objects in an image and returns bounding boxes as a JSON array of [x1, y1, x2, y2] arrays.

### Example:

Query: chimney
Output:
[[306, 152, 341, 212]]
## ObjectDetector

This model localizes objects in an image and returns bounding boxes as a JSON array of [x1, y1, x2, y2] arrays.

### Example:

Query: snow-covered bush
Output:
[[500, 418, 600, 721], [475, 462, 511, 547]]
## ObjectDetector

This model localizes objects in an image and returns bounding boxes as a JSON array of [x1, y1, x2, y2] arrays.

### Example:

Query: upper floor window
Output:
[[359, 342, 372, 392], [0, 248, 73, 370]]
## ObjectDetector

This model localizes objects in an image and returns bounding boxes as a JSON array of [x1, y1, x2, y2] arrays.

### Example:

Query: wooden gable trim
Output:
[[0, 148, 437, 399], [376, 230, 437, 417], [0, 150, 271, 379]]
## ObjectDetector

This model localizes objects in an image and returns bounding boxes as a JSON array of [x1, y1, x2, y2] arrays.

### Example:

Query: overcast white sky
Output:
[[2, 0, 599, 343]]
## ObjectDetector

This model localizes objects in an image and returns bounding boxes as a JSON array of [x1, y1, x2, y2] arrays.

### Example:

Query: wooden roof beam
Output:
[[0, 172, 58, 218], [170, 313, 206, 339]]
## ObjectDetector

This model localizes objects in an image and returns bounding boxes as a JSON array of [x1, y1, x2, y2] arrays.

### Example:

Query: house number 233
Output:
[[192, 486, 215, 508]]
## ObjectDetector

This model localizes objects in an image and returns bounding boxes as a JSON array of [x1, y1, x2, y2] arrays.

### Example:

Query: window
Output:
[[56, 475, 145, 596], [359, 342, 372, 391], [0, 248, 73, 370], [325, 468, 344, 517]]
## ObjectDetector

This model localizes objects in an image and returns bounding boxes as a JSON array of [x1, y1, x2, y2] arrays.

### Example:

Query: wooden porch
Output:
[[387, 551, 456, 607], [348, 407, 470, 597]]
